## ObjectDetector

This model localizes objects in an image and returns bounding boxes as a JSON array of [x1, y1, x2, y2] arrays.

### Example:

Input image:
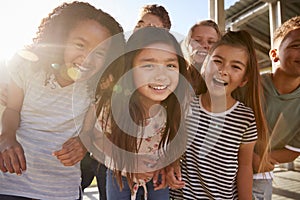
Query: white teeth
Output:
[[74, 64, 90, 72], [213, 75, 228, 86], [196, 51, 207, 56], [215, 77, 225, 84], [150, 85, 168, 90]]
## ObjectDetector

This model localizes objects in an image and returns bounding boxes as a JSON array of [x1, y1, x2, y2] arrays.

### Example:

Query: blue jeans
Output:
[[252, 179, 272, 200], [0, 195, 32, 200], [106, 169, 169, 200], [0, 188, 81, 200]]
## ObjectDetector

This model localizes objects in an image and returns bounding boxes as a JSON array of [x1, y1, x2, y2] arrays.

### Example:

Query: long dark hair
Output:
[[101, 27, 190, 190], [201, 30, 269, 172]]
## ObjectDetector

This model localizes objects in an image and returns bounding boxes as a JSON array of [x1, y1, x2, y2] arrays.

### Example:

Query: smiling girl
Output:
[[169, 30, 268, 200], [80, 27, 189, 200], [0, 2, 125, 199]]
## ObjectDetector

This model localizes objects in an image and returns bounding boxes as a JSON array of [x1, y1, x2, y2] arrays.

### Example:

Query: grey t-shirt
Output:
[[262, 73, 300, 152]]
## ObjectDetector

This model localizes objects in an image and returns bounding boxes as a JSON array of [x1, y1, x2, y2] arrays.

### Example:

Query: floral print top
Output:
[[93, 106, 167, 200]]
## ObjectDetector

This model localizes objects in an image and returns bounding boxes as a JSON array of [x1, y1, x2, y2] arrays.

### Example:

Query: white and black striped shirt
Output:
[[171, 96, 257, 200]]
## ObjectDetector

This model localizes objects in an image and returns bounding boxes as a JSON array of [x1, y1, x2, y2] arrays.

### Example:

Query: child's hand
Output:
[[253, 153, 278, 173], [0, 135, 26, 175], [0, 83, 8, 106], [262, 156, 278, 172], [166, 162, 185, 189], [153, 169, 167, 190], [53, 136, 87, 166]]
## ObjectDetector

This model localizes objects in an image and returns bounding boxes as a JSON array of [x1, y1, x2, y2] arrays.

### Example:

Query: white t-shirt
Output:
[[0, 60, 92, 200]]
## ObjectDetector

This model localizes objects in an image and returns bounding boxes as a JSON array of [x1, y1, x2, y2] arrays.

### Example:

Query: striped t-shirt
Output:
[[0, 60, 92, 200], [171, 96, 257, 200]]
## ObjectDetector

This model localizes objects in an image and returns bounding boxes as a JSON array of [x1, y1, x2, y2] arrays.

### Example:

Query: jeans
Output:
[[252, 179, 272, 200], [106, 169, 169, 200], [0, 195, 32, 200], [0, 194, 81, 200], [81, 153, 107, 200]]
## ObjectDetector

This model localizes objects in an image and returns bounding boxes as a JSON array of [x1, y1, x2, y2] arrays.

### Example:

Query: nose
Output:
[[81, 48, 96, 64], [218, 65, 228, 76], [154, 65, 168, 81], [199, 41, 209, 50], [80, 46, 94, 60]]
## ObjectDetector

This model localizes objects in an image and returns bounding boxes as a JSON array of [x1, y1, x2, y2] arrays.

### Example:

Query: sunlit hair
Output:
[[188, 20, 222, 44], [28, 1, 125, 83], [101, 27, 189, 190], [202, 30, 269, 172], [139, 4, 171, 30], [182, 20, 221, 96], [182, 20, 222, 65], [273, 15, 300, 47]]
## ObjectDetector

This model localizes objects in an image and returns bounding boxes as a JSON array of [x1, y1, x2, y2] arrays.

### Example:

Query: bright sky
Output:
[[0, 0, 236, 61]]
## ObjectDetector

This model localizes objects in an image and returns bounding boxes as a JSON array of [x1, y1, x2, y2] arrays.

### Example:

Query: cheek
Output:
[[133, 69, 148, 89], [190, 42, 199, 50], [63, 48, 72, 64], [92, 57, 106, 71], [170, 72, 179, 88], [208, 44, 214, 50]]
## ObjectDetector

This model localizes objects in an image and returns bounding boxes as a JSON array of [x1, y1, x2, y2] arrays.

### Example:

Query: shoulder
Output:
[[7, 51, 40, 75], [234, 101, 255, 119], [261, 72, 272, 85]]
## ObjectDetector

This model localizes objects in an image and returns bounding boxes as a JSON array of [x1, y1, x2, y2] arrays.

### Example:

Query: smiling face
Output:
[[189, 25, 219, 65], [63, 19, 111, 83], [204, 45, 248, 99], [276, 28, 300, 77], [132, 42, 179, 107]]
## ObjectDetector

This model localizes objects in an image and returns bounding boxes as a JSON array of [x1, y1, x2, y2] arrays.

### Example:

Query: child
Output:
[[181, 20, 222, 96], [134, 4, 171, 31], [0, 1, 125, 199], [80, 27, 190, 200], [252, 16, 300, 200], [169, 30, 268, 200], [181, 20, 221, 70]]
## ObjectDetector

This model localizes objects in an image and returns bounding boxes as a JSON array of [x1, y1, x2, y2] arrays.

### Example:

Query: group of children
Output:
[[0, 1, 299, 200]]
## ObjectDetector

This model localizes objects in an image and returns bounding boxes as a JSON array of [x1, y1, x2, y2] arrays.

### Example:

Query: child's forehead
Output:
[[142, 42, 176, 52], [213, 44, 246, 53], [275, 27, 300, 48]]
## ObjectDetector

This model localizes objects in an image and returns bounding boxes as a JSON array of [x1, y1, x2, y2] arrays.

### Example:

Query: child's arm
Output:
[[270, 148, 300, 164], [237, 142, 256, 200], [0, 79, 25, 175], [53, 104, 97, 166], [0, 83, 8, 106]]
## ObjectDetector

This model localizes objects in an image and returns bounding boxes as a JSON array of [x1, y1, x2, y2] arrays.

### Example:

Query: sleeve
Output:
[[285, 132, 300, 153], [241, 116, 258, 144], [7, 52, 33, 89]]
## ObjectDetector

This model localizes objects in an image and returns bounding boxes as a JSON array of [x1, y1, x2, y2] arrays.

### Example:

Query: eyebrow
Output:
[[138, 57, 178, 63], [213, 55, 247, 67], [71, 37, 94, 47]]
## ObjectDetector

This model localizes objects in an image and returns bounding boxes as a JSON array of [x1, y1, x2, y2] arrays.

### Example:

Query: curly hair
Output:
[[273, 15, 300, 45], [29, 1, 125, 73], [140, 4, 171, 30]]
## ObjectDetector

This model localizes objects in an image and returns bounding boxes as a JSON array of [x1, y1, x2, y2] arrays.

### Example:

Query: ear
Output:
[[239, 76, 248, 88], [269, 49, 279, 62]]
